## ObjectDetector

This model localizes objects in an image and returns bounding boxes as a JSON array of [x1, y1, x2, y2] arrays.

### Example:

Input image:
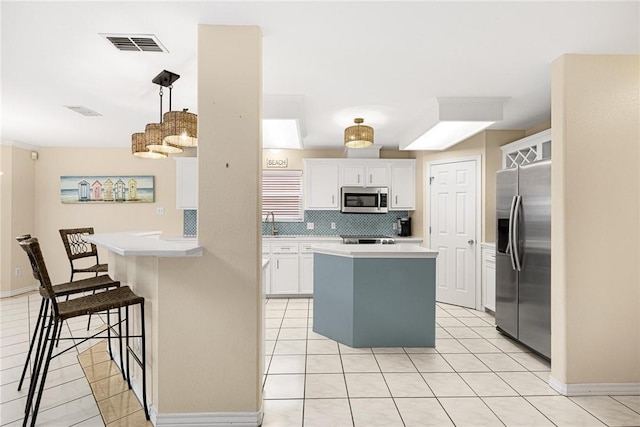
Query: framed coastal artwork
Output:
[[60, 175, 155, 204]]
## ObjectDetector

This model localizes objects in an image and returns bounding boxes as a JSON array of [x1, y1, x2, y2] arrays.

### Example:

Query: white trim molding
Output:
[[549, 376, 640, 396], [0, 284, 38, 298], [155, 409, 263, 427]]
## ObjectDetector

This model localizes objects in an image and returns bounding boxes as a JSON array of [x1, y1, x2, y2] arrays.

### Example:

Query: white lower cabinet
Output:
[[481, 243, 496, 311], [270, 242, 299, 295], [272, 255, 299, 295], [263, 238, 340, 296], [262, 243, 271, 294]]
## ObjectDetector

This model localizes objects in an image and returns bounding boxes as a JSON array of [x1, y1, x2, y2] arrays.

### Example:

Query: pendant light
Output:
[[131, 132, 167, 159], [162, 109, 198, 147], [344, 118, 374, 148], [145, 85, 183, 154]]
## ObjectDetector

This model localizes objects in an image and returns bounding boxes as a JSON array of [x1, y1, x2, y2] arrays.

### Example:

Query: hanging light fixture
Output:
[[344, 118, 374, 148], [131, 132, 167, 159], [131, 70, 196, 157], [162, 109, 198, 147]]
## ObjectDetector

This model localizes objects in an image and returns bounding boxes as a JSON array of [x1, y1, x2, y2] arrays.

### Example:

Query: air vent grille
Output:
[[64, 105, 102, 117], [100, 33, 167, 53]]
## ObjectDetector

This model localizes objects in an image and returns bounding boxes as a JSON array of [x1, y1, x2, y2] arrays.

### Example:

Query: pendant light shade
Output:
[[132, 132, 167, 159], [344, 118, 374, 149], [162, 110, 198, 147], [145, 122, 183, 154]]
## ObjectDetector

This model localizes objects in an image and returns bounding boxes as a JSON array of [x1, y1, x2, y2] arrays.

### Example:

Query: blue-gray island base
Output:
[[313, 252, 436, 348]]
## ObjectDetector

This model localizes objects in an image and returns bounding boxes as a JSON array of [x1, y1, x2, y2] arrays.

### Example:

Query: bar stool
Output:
[[18, 237, 149, 427], [59, 227, 108, 282], [15, 235, 121, 392]]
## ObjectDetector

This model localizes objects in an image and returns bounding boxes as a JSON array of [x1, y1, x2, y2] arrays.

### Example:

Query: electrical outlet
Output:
[[307, 222, 314, 230], [392, 223, 398, 230], [156, 207, 165, 215], [331, 222, 336, 230], [15, 267, 21, 276]]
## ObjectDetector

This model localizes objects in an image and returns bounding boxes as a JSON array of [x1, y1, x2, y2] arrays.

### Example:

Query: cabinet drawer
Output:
[[272, 243, 299, 254], [299, 243, 315, 253]]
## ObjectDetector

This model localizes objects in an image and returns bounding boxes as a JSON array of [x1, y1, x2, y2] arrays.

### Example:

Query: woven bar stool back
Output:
[[59, 227, 108, 281]]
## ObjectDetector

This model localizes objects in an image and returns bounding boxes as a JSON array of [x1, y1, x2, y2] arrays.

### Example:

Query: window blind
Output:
[[262, 170, 303, 222]]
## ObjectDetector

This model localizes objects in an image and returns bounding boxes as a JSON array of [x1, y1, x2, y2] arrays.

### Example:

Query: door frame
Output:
[[425, 155, 483, 311]]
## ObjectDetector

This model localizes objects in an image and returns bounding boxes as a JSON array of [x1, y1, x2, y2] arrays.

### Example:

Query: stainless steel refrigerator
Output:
[[495, 159, 551, 360]]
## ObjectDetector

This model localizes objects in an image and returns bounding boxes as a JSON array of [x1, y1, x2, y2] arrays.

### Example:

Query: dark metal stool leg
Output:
[[118, 307, 125, 380], [18, 298, 46, 391], [27, 320, 59, 427], [140, 301, 149, 420], [125, 306, 131, 389]]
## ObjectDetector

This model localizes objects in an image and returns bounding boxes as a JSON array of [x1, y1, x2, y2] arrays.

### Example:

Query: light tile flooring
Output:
[[2, 293, 639, 426], [0, 292, 150, 426], [262, 298, 640, 427]]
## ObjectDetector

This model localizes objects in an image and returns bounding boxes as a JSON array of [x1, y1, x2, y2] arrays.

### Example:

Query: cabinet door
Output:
[[481, 247, 496, 312], [342, 164, 365, 186], [271, 255, 299, 294], [175, 158, 198, 209], [305, 162, 339, 209], [299, 254, 314, 294], [390, 162, 416, 210], [262, 244, 271, 295], [367, 165, 389, 186]]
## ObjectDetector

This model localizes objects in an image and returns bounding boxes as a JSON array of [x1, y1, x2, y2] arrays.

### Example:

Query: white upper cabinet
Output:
[[175, 157, 198, 209], [341, 162, 389, 187], [304, 158, 415, 211], [303, 160, 340, 209], [501, 129, 551, 169], [390, 160, 416, 210]]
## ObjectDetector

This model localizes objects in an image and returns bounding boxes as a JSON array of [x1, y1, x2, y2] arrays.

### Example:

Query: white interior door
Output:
[[429, 160, 477, 308]]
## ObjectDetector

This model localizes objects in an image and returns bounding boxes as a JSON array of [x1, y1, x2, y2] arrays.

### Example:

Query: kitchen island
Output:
[[312, 243, 438, 348]]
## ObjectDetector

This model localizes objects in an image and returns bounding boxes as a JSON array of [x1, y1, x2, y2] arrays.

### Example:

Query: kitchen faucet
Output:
[[265, 211, 278, 236]]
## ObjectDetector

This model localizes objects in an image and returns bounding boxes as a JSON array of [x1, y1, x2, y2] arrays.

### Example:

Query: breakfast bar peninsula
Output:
[[312, 243, 439, 348]]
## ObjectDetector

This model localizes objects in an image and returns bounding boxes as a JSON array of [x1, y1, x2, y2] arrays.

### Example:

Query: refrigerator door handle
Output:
[[507, 195, 517, 270], [513, 195, 523, 272]]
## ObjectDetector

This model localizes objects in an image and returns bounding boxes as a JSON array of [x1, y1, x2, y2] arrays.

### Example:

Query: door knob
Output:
[[468, 239, 475, 245]]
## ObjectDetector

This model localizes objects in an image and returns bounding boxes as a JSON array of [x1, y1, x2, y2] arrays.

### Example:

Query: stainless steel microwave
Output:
[[341, 186, 389, 214]]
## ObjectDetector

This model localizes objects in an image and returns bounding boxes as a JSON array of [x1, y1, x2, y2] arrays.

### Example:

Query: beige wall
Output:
[[0, 145, 36, 295], [551, 54, 640, 386], [412, 130, 525, 244], [262, 147, 411, 170], [152, 25, 263, 414], [26, 148, 183, 286]]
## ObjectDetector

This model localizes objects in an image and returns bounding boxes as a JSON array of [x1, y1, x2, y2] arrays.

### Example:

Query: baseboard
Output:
[[549, 376, 640, 396], [155, 409, 263, 427], [0, 284, 37, 298]]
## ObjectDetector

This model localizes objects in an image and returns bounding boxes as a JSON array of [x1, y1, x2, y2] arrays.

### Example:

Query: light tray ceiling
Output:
[[1, 1, 638, 150]]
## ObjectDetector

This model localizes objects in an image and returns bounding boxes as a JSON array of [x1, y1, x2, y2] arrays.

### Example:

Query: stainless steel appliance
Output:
[[341, 234, 395, 244], [397, 217, 412, 236], [341, 187, 389, 214], [495, 159, 551, 360]]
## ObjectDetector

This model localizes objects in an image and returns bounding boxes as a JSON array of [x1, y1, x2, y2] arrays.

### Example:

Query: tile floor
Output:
[[0, 292, 150, 426], [262, 298, 640, 427], [2, 293, 639, 426]]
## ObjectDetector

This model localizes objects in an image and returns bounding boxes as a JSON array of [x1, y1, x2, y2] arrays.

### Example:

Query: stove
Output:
[[340, 234, 396, 245]]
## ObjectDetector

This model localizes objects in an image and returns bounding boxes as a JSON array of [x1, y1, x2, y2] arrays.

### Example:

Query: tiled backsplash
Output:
[[183, 210, 197, 237], [261, 210, 409, 236], [185, 209, 408, 237]]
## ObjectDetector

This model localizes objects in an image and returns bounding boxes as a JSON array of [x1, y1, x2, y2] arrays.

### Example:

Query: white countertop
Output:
[[312, 243, 438, 259], [262, 235, 423, 243], [85, 232, 203, 257]]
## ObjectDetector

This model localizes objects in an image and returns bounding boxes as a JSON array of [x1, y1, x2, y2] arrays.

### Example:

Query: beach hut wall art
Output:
[[60, 176, 154, 204]]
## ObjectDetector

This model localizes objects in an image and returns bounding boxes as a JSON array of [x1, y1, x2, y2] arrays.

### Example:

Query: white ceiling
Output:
[[1, 1, 638, 150]]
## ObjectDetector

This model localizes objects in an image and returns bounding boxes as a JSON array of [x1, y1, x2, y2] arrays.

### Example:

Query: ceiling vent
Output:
[[64, 105, 102, 117], [99, 33, 168, 53]]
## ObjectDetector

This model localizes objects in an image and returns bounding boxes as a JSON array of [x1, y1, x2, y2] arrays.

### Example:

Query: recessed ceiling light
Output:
[[63, 105, 102, 117], [400, 97, 509, 151], [263, 119, 303, 149]]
